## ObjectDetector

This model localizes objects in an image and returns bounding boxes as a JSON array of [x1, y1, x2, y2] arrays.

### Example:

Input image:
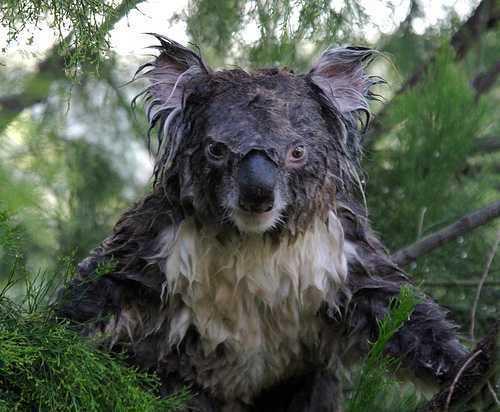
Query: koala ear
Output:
[[308, 47, 383, 119], [134, 35, 210, 128]]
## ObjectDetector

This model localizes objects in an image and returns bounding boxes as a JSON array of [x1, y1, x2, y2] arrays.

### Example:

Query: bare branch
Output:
[[470, 230, 500, 342], [365, 0, 500, 145], [402, 0, 499, 92], [487, 381, 500, 406], [450, 0, 500, 59], [445, 350, 483, 412], [0, 0, 145, 134], [422, 280, 500, 288], [473, 135, 500, 153], [391, 200, 500, 267], [472, 59, 500, 98]]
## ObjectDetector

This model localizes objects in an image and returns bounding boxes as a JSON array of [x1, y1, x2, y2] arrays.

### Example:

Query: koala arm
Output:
[[56, 191, 182, 338], [55, 246, 119, 328], [344, 273, 467, 386], [335, 205, 468, 388]]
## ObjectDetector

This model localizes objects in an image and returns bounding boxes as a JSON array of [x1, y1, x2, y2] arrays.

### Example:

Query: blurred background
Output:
[[0, 0, 498, 342]]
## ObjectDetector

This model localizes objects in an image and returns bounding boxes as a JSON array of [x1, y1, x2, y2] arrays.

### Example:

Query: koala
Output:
[[57, 36, 482, 411]]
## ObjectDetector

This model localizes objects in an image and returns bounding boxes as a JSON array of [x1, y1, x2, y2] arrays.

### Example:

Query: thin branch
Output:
[[422, 280, 500, 288], [470, 230, 500, 342], [0, 0, 145, 134], [487, 381, 500, 406], [444, 350, 483, 412], [419, 322, 498, 412], [392, 200, 500, 267]]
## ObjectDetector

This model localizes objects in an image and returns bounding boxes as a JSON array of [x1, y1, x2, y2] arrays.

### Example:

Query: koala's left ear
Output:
[[308, 47, 383, 119]]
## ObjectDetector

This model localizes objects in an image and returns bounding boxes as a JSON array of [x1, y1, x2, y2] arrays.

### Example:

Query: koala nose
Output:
[[238, 150, 277, 213]]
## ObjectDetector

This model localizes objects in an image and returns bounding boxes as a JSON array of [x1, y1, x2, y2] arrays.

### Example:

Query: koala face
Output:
[[178, 69, 346, 234], [138, 37, 378, 235]]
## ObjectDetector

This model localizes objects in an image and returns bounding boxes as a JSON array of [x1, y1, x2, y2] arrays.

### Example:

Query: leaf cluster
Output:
[[180, 0, 367, 69], [0, 0, 118, 76], [0, 276, 189, 411]]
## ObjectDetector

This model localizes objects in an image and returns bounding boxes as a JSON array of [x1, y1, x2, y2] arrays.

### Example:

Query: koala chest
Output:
[[158, 214, 348, 400]]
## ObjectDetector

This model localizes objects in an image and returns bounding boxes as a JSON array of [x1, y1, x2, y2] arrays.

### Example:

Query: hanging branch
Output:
[[0, 0, 145, 134], [391, 200, 500, 267], [365, 0, 500, 146]]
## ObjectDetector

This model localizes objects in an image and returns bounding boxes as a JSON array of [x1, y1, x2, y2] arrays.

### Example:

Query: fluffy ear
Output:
[[134, 34, 210, 131], [134, 36, 210, 175], [308, 47, 382, 121]]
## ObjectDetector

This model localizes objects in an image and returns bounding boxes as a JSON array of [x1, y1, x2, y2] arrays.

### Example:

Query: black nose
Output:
[[238, 150, 277, 213]]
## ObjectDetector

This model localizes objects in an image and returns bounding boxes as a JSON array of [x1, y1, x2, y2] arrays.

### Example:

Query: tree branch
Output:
[[419, 322, 498, 412], [0, 0, 145, 134], [400, 0, 499, 93], [473, 135, 500, 153], [365, 0, 500, 145], [470, 231, 500, 342], [472, 59, 500, 98], [391, 200, 500, 267], [422, 280, 500, 288]]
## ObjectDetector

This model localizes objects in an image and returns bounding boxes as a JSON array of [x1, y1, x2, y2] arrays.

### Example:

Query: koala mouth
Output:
[[232, 207, 281, 234]]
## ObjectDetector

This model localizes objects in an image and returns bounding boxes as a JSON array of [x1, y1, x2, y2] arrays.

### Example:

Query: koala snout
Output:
[[238, 150, 277, 213]]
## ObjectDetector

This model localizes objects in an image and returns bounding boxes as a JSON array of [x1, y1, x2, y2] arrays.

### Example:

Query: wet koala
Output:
[[57, 37, 474, 411]]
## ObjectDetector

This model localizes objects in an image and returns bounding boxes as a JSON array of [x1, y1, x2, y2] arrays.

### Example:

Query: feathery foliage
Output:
[[0, 297, 189, 411], [0, 207, 189, 411], [0, 260, 189, 412], [346, 285, 421, 412], [178, 0, 367, 69], [366, 43, 498, 332], [0, 1, 499, 410], [368, 45, 487, 249], [0, 0, 129, 75]]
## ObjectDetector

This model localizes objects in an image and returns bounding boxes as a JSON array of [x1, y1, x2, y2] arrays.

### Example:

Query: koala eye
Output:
[[206, 142, 228, 161], [287, 144, 306, 165]]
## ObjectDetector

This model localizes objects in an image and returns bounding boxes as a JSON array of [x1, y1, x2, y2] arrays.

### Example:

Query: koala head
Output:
[[136, 36, 381, 235]]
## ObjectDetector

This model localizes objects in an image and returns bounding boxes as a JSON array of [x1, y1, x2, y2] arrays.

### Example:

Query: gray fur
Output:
[[57, 36, 468, 411]]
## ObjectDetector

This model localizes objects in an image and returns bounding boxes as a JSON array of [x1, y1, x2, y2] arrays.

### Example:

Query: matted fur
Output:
[[133, 212, 347, 400], [57, 37, 470, 411]]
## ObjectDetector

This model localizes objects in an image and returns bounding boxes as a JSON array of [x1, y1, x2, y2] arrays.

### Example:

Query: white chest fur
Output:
[[157, 211, 348, 399]]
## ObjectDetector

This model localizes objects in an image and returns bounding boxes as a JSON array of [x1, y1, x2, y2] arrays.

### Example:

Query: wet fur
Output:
[[57, 37, 468, 411]]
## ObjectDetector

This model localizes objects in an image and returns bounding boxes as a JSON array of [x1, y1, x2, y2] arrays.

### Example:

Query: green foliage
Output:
[[0, 269, 189, 411], [346, 286, 421, 412], [366, 44, 498, 334], [368, 45, 488, 250], [366, 42, 499, 334], [0, 208, 188, 411], [180, 0, 367, 69], [0, 1, 499, 409], [0, 82, 143, 273], [0, 0, 128, 76], [0, 208, 22, 258]]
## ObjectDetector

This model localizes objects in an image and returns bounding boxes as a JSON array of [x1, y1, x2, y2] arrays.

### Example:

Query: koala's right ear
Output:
[[134, 35, 210, 127]]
